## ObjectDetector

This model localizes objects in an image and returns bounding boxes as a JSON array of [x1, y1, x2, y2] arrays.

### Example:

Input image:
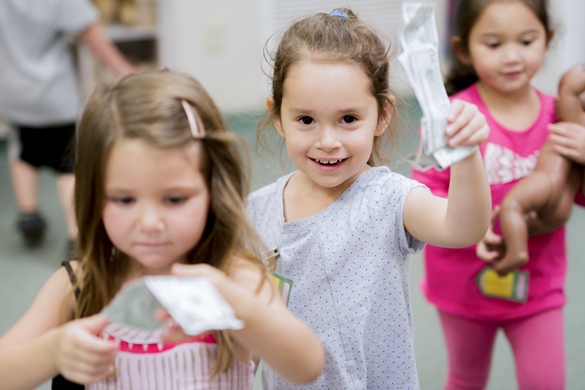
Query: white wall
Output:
[[532, 0, 585, 94], [157, 0, 582, 112], [157, 0, 266, 112]]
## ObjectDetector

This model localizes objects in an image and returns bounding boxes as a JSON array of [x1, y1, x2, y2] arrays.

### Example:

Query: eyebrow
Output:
[[480, 29, 541, 38], [105, 183, 203, 193], [286, 106, 368, 115]]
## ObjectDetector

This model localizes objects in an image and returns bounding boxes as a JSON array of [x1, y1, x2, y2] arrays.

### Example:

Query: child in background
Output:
[[412, 1, 568, 389], [485, 63, 585, 275], [0, 0, 134, 249], [247, 8, 491, 389], [0, 71, 324, 389]]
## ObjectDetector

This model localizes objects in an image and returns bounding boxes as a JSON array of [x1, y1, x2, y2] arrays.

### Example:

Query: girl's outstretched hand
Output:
[[548, 122, 585, 164], [53, 314, 117, 384], [446, 99, 489, 147]]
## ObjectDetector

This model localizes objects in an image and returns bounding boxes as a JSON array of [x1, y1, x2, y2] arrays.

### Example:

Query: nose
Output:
[[315, 126, 341, 152], [138, 203, 165, 233], [502, 43, 521, 64]]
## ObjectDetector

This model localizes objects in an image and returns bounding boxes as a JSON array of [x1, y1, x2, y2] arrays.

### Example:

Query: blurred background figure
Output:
[[0, 0, 134, 254]]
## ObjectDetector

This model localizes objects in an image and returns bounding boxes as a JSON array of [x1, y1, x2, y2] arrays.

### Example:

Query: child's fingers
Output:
[[549, 133, 575, 148], [78, 314, 111, 336], [446, 101, 474, 136], [448, 118, 489, 147], [491, 205, 501, 223], [549, 122, 585, 140], [172, 262, 216, 278], [162, 323, 190, 343], [476, 242, 499, 261], [445, 101, 488, 146], [553, 144, 577, 157], [58, 345, 115, 384], [446, 99, 466, 123], [154, 307, 171, 322], [483, 230, 502, 246], [62, 365, 114, 385], [76, 329, 117, 356], [171, 263, 227, 287]]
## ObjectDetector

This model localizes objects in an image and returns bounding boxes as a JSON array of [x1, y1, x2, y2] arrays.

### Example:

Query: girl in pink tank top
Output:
[[412, 1, 580, 389]]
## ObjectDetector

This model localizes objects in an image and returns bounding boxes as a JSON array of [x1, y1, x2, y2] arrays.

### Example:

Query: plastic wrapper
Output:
[[101, 276, 244, 340], [398, 2, 478, 171]]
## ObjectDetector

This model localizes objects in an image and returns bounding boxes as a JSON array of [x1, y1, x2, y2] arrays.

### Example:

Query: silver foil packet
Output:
[[101, 276, 244, 339]]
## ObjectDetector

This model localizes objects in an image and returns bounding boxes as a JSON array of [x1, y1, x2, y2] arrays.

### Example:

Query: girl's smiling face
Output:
[[102, 139, 210, 275], [460, 1, 548, 96], [273, 61, 392, 193]]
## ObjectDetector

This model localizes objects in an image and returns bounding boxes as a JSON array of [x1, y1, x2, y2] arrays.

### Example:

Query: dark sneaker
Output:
[[17, 211, 47, 246]]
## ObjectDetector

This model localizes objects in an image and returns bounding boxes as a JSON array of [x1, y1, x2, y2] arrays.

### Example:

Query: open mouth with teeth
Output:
[[310, 157, 348, 166]]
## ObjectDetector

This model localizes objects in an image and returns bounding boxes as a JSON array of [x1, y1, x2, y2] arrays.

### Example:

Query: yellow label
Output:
[[481, 270, 515, 297], [476, 267, 529, 303]]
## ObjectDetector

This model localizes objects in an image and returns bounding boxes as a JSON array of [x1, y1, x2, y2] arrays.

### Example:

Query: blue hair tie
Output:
[[330, 10, 349, 18]]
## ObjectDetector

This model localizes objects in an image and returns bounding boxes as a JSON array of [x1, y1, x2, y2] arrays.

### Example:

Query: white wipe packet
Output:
[[101, 276, 244, 338], [398, 2, 477, 171]]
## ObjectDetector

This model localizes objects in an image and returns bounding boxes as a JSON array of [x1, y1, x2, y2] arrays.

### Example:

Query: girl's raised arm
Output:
[[0, 266, 117, 389], [403, 100, 491, 248], [171, 262, 325, 384]]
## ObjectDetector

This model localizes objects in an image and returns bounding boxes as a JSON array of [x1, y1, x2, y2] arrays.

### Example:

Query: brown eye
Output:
[[299, 116, 314, 125], [342, 115, 357, 124], [113, 196, 135, 205], [165, 196, 187, 205]]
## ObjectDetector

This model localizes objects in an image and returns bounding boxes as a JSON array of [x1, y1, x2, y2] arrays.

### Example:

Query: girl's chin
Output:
[[131, 258, 177, 275]]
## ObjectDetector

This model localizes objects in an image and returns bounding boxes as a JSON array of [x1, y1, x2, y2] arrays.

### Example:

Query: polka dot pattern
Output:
[[247, 167, 426, 389]]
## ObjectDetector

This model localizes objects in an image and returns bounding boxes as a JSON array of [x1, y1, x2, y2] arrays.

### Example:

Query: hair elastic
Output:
[[181, 99, 206, 139], [330, 10, 349, 18]]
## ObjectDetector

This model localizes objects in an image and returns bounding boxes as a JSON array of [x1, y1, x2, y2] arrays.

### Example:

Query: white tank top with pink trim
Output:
[[87, 324, 255, 390]]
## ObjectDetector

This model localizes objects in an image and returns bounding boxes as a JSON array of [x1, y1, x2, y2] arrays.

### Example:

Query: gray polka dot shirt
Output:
[[247, 166, 426, 390]]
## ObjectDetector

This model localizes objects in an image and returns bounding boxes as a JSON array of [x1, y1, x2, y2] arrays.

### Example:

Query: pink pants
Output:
[[438, 308, 565, 390]]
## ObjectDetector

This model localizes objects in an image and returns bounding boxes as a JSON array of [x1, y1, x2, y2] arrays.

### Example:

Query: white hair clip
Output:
[[181, 99, 206, 139]]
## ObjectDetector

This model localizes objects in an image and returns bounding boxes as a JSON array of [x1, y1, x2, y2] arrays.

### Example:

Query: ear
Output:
[[451, 36, 472, 66], [375, 96, 395, 136], [546, 29, 555, 47], [266, 97, 285, 137]]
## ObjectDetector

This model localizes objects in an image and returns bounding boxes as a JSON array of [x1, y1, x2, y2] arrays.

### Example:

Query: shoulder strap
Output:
[[61, 261, 80, 301]]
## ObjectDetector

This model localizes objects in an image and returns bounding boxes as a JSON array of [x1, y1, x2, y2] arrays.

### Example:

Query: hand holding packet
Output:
[[101, 276, 244, 339], [398, 2, 478, 171]]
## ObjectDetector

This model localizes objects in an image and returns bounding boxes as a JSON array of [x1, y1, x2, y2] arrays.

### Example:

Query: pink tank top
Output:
[[87, 324, 255, 390]]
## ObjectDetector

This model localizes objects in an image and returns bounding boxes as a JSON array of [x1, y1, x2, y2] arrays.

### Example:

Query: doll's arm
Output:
[[171, 262, 325, 384], [0, 267, 116, 389]]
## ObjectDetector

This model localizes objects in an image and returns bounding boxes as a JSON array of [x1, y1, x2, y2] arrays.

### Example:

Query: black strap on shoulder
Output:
[[53, 262, 84, 389], [51, 373, 84, 390], [61, 261, 80, 301]]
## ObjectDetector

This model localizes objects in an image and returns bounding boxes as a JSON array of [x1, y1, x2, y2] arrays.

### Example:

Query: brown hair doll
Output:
[[489, 64, 585, 275]]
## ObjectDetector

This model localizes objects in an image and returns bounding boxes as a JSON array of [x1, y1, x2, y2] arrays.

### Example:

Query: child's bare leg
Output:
[[10, 159, 47, 246], [10, 159, 39, 212]]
